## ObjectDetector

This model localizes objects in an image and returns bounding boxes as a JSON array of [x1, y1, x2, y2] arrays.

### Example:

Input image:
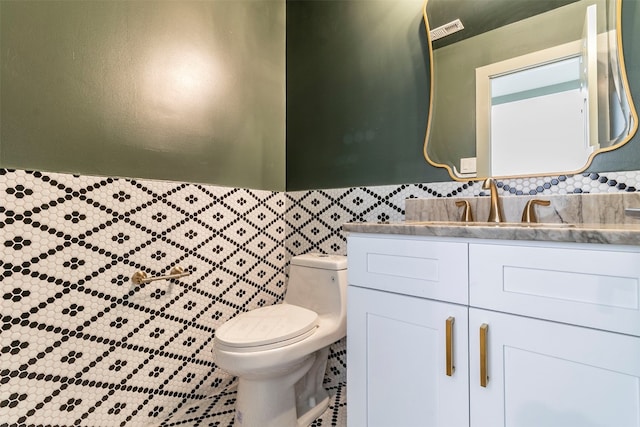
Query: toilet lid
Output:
[[214, 304, 318, 349]]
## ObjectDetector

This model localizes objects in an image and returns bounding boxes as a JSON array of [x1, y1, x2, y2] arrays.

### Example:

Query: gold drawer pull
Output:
[[446, 316, 455, 376], [480, 323, 489, 387]]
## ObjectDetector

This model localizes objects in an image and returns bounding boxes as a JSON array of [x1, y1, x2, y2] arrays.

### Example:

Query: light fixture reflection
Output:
[[142, 43, 221, 131]]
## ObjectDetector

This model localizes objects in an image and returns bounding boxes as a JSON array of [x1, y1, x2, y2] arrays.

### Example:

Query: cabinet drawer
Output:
[[348, 235, 468, 304], [469, 243, 640, 336]]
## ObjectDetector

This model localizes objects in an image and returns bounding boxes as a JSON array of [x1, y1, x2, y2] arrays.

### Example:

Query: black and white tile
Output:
[[3, 168, 640, 426], [0, 169, 286, 426]]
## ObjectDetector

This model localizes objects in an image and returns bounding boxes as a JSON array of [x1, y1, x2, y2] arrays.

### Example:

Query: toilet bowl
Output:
[[213, 253, 348, 427]]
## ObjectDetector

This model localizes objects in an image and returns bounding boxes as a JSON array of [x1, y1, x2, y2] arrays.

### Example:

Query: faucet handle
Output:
[[521, 199, 551, 223], [455, 200, 474, 222]]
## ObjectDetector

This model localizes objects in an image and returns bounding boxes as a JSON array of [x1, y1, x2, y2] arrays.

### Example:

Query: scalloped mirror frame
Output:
[[422, 0, 638, 182]]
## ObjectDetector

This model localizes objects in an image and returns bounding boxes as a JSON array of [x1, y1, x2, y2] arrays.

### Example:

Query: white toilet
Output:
[[213, 253, 348, 427]]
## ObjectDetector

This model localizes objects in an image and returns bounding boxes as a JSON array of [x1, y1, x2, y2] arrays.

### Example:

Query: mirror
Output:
[[423, 0, 638, 180]]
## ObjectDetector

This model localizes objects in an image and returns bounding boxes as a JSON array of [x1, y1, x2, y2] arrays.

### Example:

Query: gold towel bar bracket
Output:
[[131, 266, 191, 285]]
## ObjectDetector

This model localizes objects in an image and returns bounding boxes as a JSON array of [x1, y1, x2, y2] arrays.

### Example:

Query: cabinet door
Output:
[[348, 286, 469, 427], [469, 308, 640, 427]]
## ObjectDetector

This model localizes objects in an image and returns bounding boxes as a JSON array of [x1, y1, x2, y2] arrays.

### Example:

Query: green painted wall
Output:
[[286, 0, 640, 190], [286, 0, 451, 191], [1, 0, 286, 191], [3, 0, 639, 192]]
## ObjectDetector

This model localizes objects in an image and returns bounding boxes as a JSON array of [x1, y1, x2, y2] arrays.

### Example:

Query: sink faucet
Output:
[[521, 199, 551, 223], [482, 178, 505, 223]]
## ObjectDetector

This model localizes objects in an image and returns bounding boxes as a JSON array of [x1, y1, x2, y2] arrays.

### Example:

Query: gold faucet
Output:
[[482, 178, 504, 223], [521, 199, 551, 223], [455, 200, 474, 222]]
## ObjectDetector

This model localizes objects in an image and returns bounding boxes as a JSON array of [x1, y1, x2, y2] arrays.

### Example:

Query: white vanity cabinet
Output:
[[347, 235, 470, 427], [469, 308, 640, 427], [348, 287, 469, 427], [347, 233, 640, 427], [468, 242, 640, 427]]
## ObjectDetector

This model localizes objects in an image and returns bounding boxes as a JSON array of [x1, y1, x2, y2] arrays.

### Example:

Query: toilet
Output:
[[213, 253, 348, 427]]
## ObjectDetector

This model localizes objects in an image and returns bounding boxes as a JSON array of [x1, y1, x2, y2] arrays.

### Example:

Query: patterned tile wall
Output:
[[0, 169, 287, 426], [2, 167, 640, 426], [285, 170, 640, 260]]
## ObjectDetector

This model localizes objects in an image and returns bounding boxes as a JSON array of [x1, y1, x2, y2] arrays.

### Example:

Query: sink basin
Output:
[[408, 221, 576, 229]]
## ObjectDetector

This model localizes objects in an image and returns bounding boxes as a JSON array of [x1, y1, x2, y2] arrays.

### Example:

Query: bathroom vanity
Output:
[[344, 218, 640, 427]]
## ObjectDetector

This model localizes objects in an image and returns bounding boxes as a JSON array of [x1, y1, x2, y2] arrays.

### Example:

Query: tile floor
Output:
[[157, 382, 347, 427]]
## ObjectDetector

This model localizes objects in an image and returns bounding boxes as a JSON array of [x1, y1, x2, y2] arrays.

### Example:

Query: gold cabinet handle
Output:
[[480, 323, 489, 387], [446, 316, 455, 376]]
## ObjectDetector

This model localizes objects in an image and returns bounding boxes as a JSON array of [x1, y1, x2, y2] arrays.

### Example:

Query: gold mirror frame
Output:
[[422, 0, 638, 181]]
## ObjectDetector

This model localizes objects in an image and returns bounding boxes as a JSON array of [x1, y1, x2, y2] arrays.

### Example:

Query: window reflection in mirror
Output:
[[423, 0, 637, 181], [487, 56, 588, 176]]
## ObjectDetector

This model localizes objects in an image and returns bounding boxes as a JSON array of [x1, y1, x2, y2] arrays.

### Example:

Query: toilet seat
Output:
[[214, 304, 318, 353]]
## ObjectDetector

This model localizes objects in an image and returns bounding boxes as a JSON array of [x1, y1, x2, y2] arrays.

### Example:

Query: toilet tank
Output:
[[285, 253, 348, 316]]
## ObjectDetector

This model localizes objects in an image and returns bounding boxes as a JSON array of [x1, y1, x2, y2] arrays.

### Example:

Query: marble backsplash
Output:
[[406, 192, 640, 226]]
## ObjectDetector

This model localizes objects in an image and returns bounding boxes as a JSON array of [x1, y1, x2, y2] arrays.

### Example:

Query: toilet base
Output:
[[233, 348, 332, 427], [295, 347, 330, 422], [297, 394, 330, 427]]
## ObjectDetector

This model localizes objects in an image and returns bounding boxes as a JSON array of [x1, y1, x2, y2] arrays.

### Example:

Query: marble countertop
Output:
[[342, 221, 640, 246]]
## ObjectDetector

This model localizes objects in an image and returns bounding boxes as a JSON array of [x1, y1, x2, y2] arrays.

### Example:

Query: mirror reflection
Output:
[[423, 0, 637, 180]]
